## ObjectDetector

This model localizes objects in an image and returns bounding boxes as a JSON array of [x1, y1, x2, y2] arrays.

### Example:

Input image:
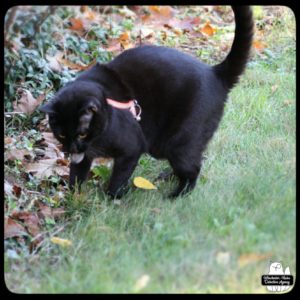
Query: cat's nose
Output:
[[70, 144, 78, 153]]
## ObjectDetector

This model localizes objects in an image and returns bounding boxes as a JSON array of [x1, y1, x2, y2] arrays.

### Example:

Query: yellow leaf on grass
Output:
[[238, 252, 272, 268], [51, 237, 72, 247], [216, 251, 230, 265], [134, 274, 150, 292], [133, 177, 157, 190]]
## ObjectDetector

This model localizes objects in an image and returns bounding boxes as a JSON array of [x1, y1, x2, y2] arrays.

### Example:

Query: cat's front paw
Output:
[[106, 185, 130, 199]]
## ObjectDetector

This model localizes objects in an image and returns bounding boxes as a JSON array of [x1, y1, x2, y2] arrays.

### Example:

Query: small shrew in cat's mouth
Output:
[[71, 153, 85, 164]]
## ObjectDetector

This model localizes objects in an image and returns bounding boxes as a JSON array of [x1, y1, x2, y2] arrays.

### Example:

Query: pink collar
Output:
[[106, 98, 141, 121]]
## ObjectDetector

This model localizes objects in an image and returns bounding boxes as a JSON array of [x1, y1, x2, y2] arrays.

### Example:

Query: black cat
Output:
[[40, 6, 253, 198]]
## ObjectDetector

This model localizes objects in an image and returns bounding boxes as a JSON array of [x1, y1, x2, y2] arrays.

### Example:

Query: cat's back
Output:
[[108, 45, 210, 77]]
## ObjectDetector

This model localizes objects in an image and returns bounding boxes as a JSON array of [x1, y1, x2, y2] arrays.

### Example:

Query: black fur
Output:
[[40, 6, 253, 198]]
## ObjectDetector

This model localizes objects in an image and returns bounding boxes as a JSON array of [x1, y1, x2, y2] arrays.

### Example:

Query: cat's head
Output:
[[39, 80, 108, 163]]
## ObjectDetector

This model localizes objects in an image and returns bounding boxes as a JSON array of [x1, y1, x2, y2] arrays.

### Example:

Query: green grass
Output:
[[5, 7, 295, 294]]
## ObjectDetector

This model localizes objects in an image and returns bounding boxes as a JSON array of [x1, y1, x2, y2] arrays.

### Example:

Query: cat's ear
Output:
[[83, 99, 100, 115], [39, 102, 56, 114]]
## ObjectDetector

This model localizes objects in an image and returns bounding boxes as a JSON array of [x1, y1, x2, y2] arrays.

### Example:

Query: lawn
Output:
[[4, 6, 295, 293]]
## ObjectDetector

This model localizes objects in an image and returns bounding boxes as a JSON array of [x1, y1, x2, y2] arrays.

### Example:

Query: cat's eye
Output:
[[78, 133, 87, 139], [58, 134, 65, 139]]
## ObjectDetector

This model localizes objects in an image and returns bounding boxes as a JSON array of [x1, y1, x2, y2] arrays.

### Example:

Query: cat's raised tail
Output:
[[214, 6, 254, 90]]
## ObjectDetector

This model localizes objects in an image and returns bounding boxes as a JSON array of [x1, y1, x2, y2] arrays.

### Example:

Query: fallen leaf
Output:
[[238, 252, 273, 268], [5, 136, 15, 146], [168, 16, 201, 32], [5, 148, 32, 162], [134, 274, 150, 292], [68, 18, 84, 31], [216, 251, 230, 265], [6, 249, 20, 260], [283, 99, 293, 107], [142, 6, 175, 26], [253, 39, 266, 51], [12, 184, 22, 197], [57, 56, 96, 71], [37, 202, 52, 219], [82, 6, 97, 20], [4, 217, 28, 239], [271, 84, 279, 93], [4, 180, 14, 197], [13, 89, 44, 115], [118, 31, 134, 50], [52, 207, 66, 219], [119, 6, 137, 19], [133, 177, 157, 190], [105, 40, 122, 52], [51, 236, 72, 247], [150, 207, 161, 214], [37, 202, 65, 220], [148, 6, 173, 19], [56, 158, 69, 166], [35, 132, 64, 159], [25, 158, 69, 179], [41, 132, 60, 147], [201, 21, 217, 36], [121, 41, 135, 50], [46, 52, 63, 73], [11, 211, 41, 237], [139, 27, 154, 39]]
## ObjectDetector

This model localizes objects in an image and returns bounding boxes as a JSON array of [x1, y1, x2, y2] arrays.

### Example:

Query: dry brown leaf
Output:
[[57, 56, 96, 71], [105, 40, 122, 52], [121, 41, 135, 50], [11, 211, 41, 237], [238, 252, 273, 268], [46, 52, 63, 73], [149, 6, 173, 19], [118, 31, 130, 42], [5, 217, 28, 239], [168, 16, 201, 32], [5, 136, 15, 146], [13, 89, 44, 115], [5, 148, 32, 161], [283, 99, 293, 107], [201, 21, 217, 36], [52, 207, 66, 219], [150, 207, 161, 214], [39, 132, 64, 159], [139, 27, 154, 39], [68, 18, 84, 31], [12, 184, 22, 197], [37, 202, 53, 219], [253, 40, 266, 51], [39, 202, 65, 219], [25, 158, 69, 179], [119, 6, 137, 19]]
